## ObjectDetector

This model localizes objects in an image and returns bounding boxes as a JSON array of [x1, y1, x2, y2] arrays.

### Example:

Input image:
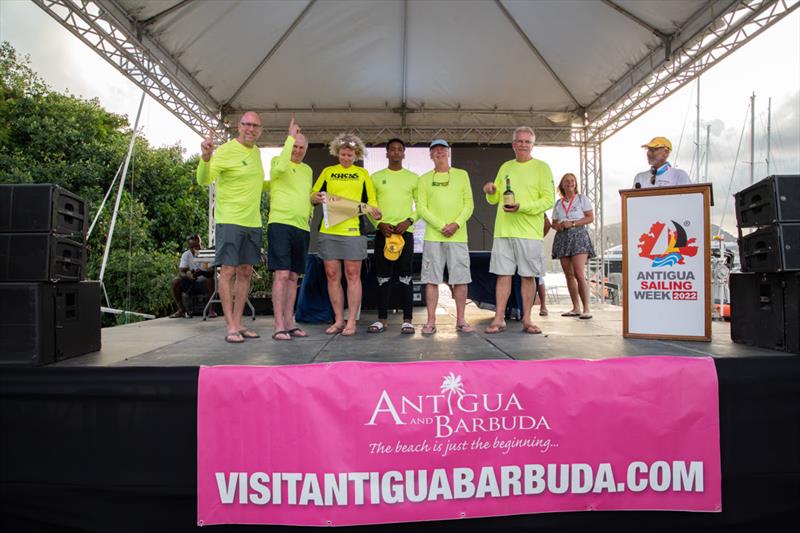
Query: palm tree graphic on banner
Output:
[[440, 372, 465, 415]]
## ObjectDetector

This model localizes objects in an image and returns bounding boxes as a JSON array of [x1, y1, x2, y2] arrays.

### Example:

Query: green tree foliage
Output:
[[0, 42, 209, 319]]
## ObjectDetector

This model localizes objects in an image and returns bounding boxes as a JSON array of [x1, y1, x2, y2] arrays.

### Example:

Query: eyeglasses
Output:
[[432, 170, 450, 187], [240, 122, 262, 129]]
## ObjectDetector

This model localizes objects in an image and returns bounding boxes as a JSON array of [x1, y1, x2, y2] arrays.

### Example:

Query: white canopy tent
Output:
[[33, 0, 799, 282]]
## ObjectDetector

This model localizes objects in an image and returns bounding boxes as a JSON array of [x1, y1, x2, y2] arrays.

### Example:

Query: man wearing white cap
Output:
[[417, 139, 475, 334], [633, 137, 691, 189]]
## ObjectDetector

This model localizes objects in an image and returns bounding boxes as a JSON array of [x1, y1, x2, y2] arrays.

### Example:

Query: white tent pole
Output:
[[87, 161, 124, 240], [99, 91, 146, 284]]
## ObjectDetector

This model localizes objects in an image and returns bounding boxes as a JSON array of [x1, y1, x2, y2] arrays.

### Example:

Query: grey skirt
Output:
[[318, 233, 368, 261], [552, 226, 596, 259]]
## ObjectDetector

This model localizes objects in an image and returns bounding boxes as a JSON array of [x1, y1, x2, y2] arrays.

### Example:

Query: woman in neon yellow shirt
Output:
[[311, 133, 381, 336]]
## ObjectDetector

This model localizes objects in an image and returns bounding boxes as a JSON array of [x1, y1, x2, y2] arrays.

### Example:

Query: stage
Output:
[[1, 301, 798, 532]]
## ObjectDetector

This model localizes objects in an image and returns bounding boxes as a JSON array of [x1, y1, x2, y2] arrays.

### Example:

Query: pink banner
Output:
[[197, 357, 721, 526]]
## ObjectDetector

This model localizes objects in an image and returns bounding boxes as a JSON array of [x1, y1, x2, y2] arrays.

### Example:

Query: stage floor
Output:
[[55, 298, 792, 367]]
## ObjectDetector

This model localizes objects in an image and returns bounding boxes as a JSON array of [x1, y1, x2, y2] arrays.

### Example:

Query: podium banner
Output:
[[197, 358, 721, 526], [622, 186, 711, 340]]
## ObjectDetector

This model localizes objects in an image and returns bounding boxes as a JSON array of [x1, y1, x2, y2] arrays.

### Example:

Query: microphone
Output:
[[635, 182, 641, 189]]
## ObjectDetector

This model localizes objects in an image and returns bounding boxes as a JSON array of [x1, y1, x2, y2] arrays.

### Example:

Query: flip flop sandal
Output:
[[239, 329, 260, 339], [341, 326, 357, 336], [484, 324, 507, 334], [456, 324, 475, 333], [579, 314, 593, 320], [421, 325, 436, 334], [325, 324, 345, 335], [224, 332, 245, 343], [522, 325, 543, 334], [170, 310, 189, 319], [401, 322, 415, 334], [271, 331, 292, 341], [561, 311, 581, 317], [368, 321, 386, 333], [539, 309, 549, 316], [287, 327, 308, 337]]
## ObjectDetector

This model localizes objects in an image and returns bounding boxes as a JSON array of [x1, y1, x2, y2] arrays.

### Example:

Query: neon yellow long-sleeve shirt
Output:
[[196, 139, 264, 228], [311, 164, 377, 236], [485, 158, 554, 239], [417, 167, 473, 243], [265, 136, 313, 231]]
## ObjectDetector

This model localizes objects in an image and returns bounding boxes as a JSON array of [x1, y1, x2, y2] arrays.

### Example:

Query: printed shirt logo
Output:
[[638, 220, 698, 267]]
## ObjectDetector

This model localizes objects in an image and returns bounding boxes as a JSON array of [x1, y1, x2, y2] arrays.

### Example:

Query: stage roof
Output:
[[34, 0, 797, 144]]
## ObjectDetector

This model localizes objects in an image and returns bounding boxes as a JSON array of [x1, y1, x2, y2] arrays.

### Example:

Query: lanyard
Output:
[[561, 195, 576, 218]]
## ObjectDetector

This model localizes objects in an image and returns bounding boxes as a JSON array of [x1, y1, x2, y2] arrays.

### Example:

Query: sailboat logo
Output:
[[638, 220, 698, 267]]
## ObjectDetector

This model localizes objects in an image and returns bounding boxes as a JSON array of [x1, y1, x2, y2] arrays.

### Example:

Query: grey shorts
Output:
[[489, 238, 543, 277], [215, 223, 262, 266], [318, 234, 367, 261], [420, 241, 472, 285]]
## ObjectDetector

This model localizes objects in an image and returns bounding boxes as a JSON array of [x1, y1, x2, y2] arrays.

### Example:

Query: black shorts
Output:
[[267, 223, 310, 274], [180, 276, 209, 296], [215, 223, 262, 266], [373, 231, 414, 279]]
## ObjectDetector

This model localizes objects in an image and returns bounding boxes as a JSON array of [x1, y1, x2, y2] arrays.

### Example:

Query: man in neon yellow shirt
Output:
[[417, 139, 475, 334], [370, 138, 419, 335], [196, 111, 264, 344], [266, 118, 313, 341], [482, 126, 554, 335]]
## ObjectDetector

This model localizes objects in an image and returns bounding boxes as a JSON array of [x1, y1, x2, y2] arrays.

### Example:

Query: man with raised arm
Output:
[[196, 111, 264, 344]]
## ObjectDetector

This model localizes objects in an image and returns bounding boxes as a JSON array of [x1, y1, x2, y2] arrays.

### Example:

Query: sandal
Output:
[[325, 324, 345, 335], [421, 324, 436, 335], [401, 322, 415, 334], [207, 310, 218, 318], [368, 321, 386, 333], [456, 323, 475, 333], [238, 329, 260, 339], [271, 330, 291, 341], [224, 332, 245, 344], [341, 325, 357, 336], [522, 324, 542, 334], [539, 309, 549, 316], [579, 313, 593, 320], [287, 327, 308, 338], [170, 310, 189, 319], [484, 323, 507, 334], [561, 311, 580, 317]]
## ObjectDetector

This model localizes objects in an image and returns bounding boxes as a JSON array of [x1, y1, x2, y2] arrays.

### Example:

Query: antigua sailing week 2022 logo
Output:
[[635, 220, 699, 301]]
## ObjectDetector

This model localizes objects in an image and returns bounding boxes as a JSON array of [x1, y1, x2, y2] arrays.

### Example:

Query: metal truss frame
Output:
[[587, 0, 799, 143], [32, 0, 227, 140], [580, 140, 606, 304]]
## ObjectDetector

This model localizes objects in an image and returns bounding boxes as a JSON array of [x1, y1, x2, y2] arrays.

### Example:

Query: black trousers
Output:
[[373, 231, 414, 320]]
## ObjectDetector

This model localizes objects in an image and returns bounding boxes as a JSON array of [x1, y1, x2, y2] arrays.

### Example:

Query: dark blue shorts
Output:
[[267, 223, 310, 274], [215, 223, 262, 266]]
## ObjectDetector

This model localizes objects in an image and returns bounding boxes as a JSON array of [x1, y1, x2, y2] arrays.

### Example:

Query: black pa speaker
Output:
[[0, 281, 101, 366], [730, 272, 799, 353], [735, 175, 800, 227], [0, 183, 87, 237], [0, 233, 85, 282], [738, 223, 800, 272]]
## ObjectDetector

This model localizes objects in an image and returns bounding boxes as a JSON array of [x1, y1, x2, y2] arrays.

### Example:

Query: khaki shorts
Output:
[[489, 237, 543, 277], [421, 241, 472, 285]]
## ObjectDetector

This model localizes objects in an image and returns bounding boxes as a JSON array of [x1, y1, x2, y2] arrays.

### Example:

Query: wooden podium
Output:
[[620, 183, 713, 341]]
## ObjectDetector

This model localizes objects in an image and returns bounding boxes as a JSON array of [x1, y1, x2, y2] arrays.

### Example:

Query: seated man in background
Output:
[[170, 234, 216, 318]]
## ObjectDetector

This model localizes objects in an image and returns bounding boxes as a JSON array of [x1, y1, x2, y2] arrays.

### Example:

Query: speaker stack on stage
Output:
[[0, 184, 101, 365], [731, 175, 799, 353]]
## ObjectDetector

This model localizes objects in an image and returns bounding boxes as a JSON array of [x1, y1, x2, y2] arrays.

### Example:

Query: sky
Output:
[[1, 0, 798, 234]]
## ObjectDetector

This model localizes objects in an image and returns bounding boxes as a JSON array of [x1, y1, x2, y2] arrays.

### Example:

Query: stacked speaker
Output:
[[0, 184, 101, 365], [731, 175, 799, 353]]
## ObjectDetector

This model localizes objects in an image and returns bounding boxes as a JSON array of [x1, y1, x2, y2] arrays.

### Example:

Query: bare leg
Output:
[[487, 275, 511, 332], [232, 264, 253, 332], [520, 276, 538, 330], [284, 272, 302, 333], [571, 254, 591, 314], [271, 269, 290, 333], [424, 284, 438, 329], [560, 257, 580, 313], [218, 266, 238, 335], [170, 278, 185, 313], [453, 284, 469, 327], [342, 260, 362, 335], [537, 279, 548, 314], [323, 260, 345, 331]]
